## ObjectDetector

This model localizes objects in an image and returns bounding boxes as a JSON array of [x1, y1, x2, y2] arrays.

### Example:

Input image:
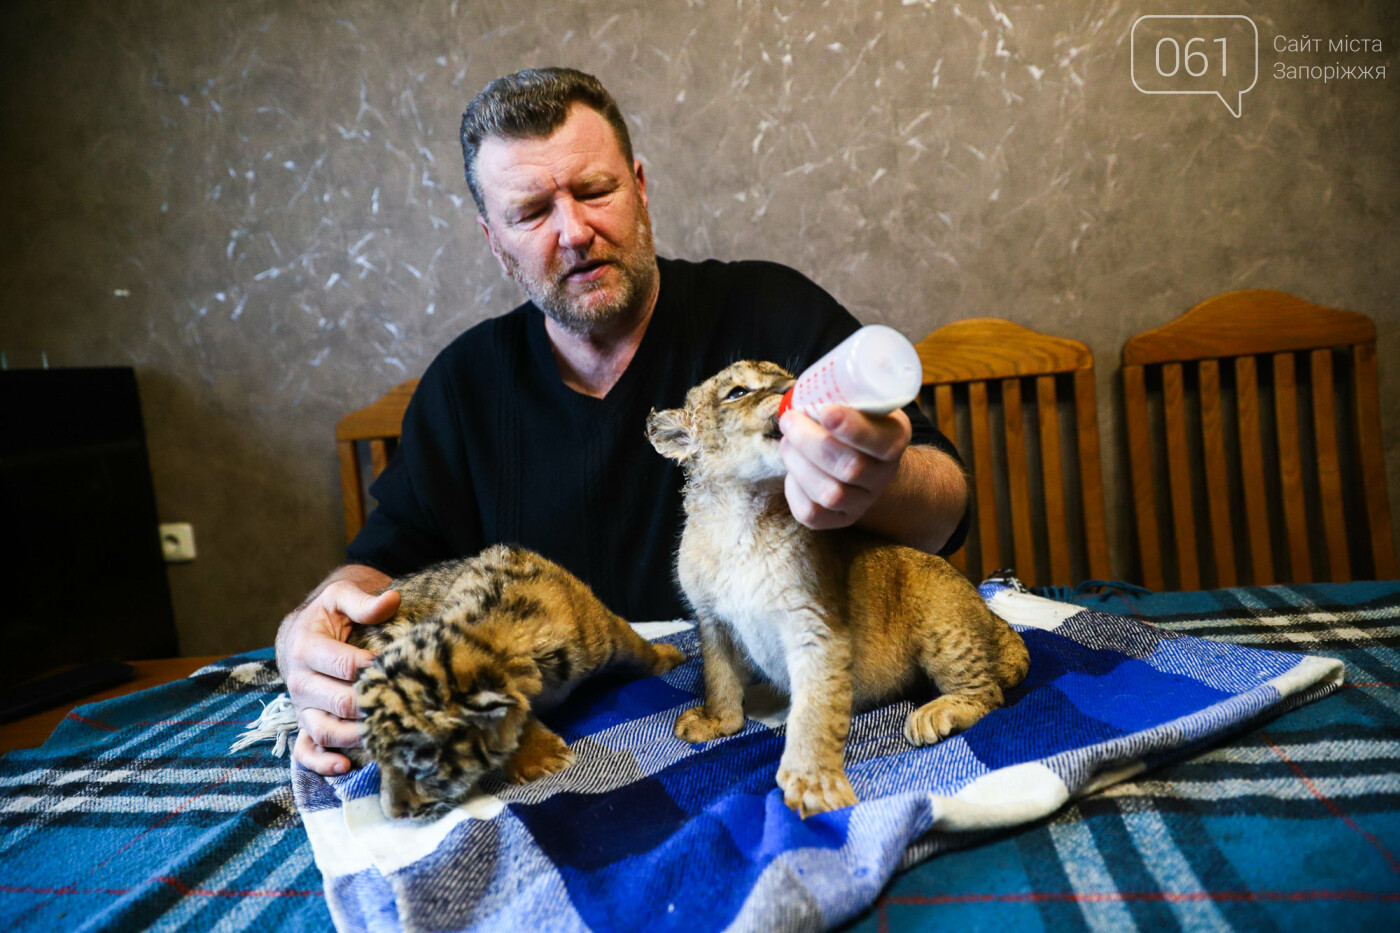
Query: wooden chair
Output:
[[915, 319, 1111, 588], [336, 380, 418, 544], [1122, 290, 1396, 590]]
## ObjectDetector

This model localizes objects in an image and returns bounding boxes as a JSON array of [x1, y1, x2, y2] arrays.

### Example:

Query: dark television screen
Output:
[[1, 367, 177, 672]]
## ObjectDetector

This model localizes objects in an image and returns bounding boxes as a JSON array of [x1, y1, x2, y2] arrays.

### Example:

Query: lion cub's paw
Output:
[[650, 643, 686, 675], [674, 706, 744, 744], [903, 695, 992, 746], [776, 765, 858, 818], [503, 731, 575, 784]]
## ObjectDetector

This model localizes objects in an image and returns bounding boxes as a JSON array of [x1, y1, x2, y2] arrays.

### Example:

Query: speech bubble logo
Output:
[[1131, 15, 1258, 118]]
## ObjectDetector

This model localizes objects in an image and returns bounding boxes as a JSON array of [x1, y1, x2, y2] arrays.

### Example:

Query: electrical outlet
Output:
[[160, 523, 197, 562]]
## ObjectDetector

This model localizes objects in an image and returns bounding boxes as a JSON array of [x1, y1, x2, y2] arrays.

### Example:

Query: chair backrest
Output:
[[915, 318, 1111, 588], [1122, 289, 1395, 590], [335, 379, 418, 544]]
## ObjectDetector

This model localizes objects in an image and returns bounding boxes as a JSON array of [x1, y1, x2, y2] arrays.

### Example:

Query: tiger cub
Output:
[[350, 545, 684, 819]]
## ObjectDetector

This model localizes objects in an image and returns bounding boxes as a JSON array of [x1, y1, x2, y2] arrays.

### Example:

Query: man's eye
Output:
[[723, 386, 751, 401]]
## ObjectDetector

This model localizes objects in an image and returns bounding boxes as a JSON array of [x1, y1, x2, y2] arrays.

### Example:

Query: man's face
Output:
[[475, 104, 657, 335]]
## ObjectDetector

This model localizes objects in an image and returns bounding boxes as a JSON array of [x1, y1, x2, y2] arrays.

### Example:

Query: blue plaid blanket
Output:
[[292, 581, 1343, 932], [862, 581, 1400, 933], [2, 581, 1394, 932]]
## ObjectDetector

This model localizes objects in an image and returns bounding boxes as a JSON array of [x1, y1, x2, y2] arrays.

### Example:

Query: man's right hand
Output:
[[274, 565, 397, 775]]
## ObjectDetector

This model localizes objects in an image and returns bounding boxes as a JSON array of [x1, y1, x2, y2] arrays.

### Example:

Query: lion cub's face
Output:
[[646, 360, 795, 483], [355, 635, 538, 819]]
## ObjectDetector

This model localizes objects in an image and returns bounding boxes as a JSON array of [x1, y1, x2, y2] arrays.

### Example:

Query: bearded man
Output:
[[276, 68, 970, 775]]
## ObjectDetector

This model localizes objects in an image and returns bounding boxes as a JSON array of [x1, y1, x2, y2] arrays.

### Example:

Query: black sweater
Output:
[[347, 257, 966, 621]]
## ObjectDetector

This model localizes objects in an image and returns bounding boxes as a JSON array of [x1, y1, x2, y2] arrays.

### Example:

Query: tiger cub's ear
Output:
[[459, 688, 515, 723], [455, 655, 540, 723]]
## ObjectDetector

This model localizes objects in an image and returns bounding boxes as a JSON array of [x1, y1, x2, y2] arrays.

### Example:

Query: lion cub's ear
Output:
[[646, 408, 697, 462]]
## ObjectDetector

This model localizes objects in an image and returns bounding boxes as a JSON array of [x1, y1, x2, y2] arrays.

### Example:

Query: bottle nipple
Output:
[[778, 387, 795, 418]]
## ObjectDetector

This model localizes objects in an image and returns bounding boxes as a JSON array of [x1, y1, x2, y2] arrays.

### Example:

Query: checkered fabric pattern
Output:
[[852, 581, 1400, 933], [1, 580, 1392, 933], [293, 582, 1348, 933], [0, 650, 334, 932]]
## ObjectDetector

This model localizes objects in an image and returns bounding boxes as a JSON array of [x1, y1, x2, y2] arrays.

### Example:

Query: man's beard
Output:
[[499, 211, 658, 337]]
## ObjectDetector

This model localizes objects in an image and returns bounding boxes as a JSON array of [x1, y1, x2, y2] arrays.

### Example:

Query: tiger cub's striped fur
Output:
[[350, 545, 684, 819]]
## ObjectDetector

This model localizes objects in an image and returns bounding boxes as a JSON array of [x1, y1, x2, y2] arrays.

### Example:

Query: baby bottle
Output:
[[778, 324, 923, 419]]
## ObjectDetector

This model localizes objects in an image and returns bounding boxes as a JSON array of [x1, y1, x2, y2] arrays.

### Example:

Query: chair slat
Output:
[[338, 440, 365, 545], [1235, 356, 1275, 584], [1273, 352, 1312, 583], [369, 439, 391, 482], [933, 384, 967, 576], [969, 381, 1000, 579], [1162, 363, 1200, 590], [933, 385, 957, 447], [1310, 349, 1351, 581], [1198, 359, 1237, 587], [1037, 375, 1070, 585], [1002, 377, 1036, 587], [1123, 364, 1164, 591], [1354, 342, 1398, 579], [1074, 369, 1112, 581]]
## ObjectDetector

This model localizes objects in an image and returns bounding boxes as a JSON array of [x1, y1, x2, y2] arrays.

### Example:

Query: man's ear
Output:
[[645, 408, 696, 462], [633, 159, 648, 208], [477, 214, 509, 276]]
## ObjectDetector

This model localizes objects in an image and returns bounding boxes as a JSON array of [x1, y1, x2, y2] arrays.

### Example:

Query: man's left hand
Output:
[[778, 406, 912, 530]]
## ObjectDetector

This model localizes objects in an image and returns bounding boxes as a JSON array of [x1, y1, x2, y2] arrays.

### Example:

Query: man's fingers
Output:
[[299, 706, 363, 751], [324, 581, 401, 626], [816, 407, 911, 461], [784, 473, 847, 530], [781, 411, 879, 488], [288, 668, 363, 720], [782, 440, 858, 514], [293, 730, 353, 776], [301, 632, 377, 683], [780, 412, 851, 483]]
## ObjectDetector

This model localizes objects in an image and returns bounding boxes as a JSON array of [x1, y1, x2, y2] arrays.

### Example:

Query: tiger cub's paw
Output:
[[650, 643, 686, 674], [503, 730, 575, 784]]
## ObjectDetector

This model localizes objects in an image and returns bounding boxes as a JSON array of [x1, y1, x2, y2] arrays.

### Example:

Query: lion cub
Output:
[[351, 545, 684, 819], [646, 361, 1029, 818]]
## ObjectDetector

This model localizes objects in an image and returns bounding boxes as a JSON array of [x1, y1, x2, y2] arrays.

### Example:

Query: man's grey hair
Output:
[[460, 67, 635, 217]]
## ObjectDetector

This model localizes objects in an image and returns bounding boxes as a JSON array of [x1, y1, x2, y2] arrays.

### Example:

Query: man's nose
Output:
[[554, 199, 594, 251]]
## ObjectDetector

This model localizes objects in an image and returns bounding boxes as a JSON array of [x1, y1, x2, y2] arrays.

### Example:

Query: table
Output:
[[0, 657, 224, 755], [0, 582, 1395, 932]]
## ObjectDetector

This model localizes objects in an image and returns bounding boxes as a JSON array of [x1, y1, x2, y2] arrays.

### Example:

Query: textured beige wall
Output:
[[2, 0, 1397, 655]]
